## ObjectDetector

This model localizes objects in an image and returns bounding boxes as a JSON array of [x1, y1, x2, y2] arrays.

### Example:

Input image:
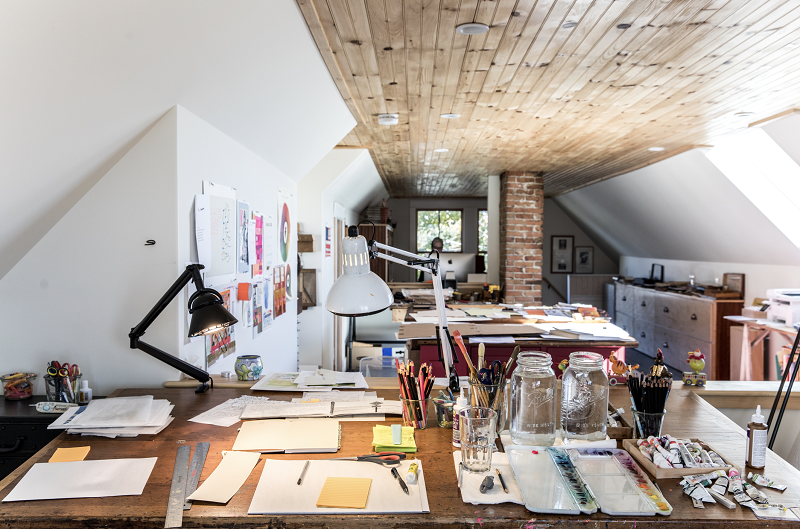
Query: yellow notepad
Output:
[[316, 477, 372, 509], [49, 446, 91, 463], [372, 425, 417, 453]]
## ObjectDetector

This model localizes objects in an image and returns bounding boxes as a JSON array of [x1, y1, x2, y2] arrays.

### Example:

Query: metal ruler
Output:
[[165, 445, 190, 528], [183, 442, 210, 510]]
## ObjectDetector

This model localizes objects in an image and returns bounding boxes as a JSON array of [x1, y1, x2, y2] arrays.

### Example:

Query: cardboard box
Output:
[[742, 306, 768, 319]]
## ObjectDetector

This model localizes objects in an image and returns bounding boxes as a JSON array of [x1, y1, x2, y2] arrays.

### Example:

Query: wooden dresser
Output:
[[614, 283, 743, 380]]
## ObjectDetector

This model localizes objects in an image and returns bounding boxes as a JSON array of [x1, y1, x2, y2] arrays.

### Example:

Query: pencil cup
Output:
[[459, 407, 497, 472], [468, 380, 507, 434], [433, 398, 454, 428], [632, 410, 666, 439], [44, 374, 80, 403], [400, 396, 432, 429]]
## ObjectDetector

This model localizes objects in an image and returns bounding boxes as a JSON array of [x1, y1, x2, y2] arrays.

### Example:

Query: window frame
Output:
[[477, 208, 488, 255], [415, 208, 464, 254]]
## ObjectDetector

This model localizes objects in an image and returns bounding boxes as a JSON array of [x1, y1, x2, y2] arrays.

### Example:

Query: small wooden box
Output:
[[622, 438, 734, 480], [606, 403, 633, 440], [298, 233, 315, 253]]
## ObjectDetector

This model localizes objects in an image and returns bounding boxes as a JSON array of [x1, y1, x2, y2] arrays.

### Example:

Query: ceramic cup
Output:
[[234, 355, 263, 381]]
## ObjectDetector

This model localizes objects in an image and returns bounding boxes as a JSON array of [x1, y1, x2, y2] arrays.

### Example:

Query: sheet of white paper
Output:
[[263, 214, 274, 268], [68, 416, 174, 438], [251, 373, 333, 392], [296, 391, 376, 402], [239, 401, 332, 420], [186, 451, 261, 503], [410, 315, 488, 323], [293, 370, 369, 389], [69, 399, 170, 429], [189, 396, 271, 427], [52, 396, 153, 428], [453, 452, 524, 505], [232, 419, 340, 452], [468, 336, 515, 344], [723, 315, 759, 322], [248, 459, 429, 514], [2, 458, 157, 502], [194, 194, 211, 275]]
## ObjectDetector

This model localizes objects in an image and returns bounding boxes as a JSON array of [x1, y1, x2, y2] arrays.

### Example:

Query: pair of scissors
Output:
[[328, 452, 407, 466]]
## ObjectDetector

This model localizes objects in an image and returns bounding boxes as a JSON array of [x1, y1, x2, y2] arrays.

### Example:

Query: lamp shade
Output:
[[188, 289, 238, 337], [326, 234, 393, 317]]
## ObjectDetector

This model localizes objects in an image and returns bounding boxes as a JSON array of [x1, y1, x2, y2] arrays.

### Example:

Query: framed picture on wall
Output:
[[551, 235, 574, 274], [575, 246, 594, 274], [723, 273, 745, 297]]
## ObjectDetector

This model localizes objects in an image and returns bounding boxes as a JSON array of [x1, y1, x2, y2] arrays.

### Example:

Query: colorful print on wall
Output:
[[206, 288, 235, 368], [237, 201, 250, 273], [277, 188, 293, 264], [252, 212, 263, 279]]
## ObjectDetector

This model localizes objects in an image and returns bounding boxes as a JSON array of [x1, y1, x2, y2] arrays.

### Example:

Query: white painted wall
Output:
[[542, 199, 618, 306], [176, 106, 298, 376], [487, 175, 501, 285], [297, 150, 388, 370], [0, 108, 180, 396], [0, 0, 354, 281]]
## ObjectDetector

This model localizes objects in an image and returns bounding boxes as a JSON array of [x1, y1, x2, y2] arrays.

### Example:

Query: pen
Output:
[[297, 460, 310, 485], [390, 467, 409, 495], [495, 469, 508, 493], [458, 462, 463, 489]]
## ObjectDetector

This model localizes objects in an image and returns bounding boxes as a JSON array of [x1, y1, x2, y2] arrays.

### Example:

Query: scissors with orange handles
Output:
[[327, 452, 407, 466]]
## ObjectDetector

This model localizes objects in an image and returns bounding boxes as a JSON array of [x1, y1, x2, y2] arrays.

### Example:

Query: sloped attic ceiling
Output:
[[554, 115, 800, 267], [0, 0, 355, 280]]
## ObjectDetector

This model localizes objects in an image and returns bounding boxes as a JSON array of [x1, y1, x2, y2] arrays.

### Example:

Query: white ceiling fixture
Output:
[[440, 113, 461, 119], [734, 111, 755, 117], [434, 148, 449, 153], [456, 23, 490, 35], [378, 113, 399, 125], [648, 147, 666, 152]]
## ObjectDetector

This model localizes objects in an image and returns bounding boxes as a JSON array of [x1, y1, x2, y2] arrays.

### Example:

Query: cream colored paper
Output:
[[186, 451, 261, 504], [316, 477, 371, 509], [49, 446, 91, 462], [232, 418, 339, 453]]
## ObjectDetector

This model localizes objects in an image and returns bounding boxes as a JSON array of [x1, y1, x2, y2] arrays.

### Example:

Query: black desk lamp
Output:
[[128, 264, 237, 393]]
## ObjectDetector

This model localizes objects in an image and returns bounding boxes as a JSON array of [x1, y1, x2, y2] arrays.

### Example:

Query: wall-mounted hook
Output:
[[145, 240, 156, 246]]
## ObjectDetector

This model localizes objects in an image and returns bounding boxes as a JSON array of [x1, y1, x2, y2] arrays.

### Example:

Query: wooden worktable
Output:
[[1, 386, 798, 528]]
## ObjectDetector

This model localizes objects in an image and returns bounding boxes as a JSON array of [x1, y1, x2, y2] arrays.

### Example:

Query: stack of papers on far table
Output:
[[47, 395, 174, 437]]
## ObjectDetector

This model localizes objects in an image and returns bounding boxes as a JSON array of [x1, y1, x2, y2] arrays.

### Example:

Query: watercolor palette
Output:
[[506, 446, 672, 516]]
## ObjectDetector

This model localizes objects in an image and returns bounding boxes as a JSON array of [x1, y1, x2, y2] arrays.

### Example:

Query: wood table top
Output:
[[1, 386, 798, 528]]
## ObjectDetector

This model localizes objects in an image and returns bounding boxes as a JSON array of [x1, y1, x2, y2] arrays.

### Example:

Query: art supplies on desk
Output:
[[239, 400, 402, 420], [505, 447, 672, 516], [185, 451, 261, 504], [232, 418, 341, 453], [396, 359, 435, 429], [623, 437, 733, 479], [248, 459, 429, 514], [373, 425, 417, 453], [2, 458, 157, 502], [452, 452, 524, 506]]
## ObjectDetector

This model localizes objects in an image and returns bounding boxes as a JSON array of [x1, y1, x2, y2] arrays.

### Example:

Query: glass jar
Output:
[[560, 352, 609, 441], [510, 352, 557, 446]]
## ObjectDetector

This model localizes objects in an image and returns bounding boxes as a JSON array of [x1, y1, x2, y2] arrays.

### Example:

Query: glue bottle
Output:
[[745, 405, 767, 469], [78, 380, 92, 405], [453, 388, 468, 447]]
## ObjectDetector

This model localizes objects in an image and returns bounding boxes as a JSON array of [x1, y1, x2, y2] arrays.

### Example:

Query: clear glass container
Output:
[[560, 352, 609, 441], [510, 352, 557, 446]]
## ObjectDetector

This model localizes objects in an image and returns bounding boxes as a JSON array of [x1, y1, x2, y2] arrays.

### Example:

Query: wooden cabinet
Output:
[[368, 224, 394, 282], [615, 283, 743, 380]]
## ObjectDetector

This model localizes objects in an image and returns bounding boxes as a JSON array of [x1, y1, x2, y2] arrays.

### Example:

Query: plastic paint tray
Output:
[[506, 446, 582, 515]]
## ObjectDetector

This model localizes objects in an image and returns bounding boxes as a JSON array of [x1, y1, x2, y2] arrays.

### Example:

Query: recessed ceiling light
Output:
[[377, 113, 398, 126], [648, 147, 665, 152], [434, 148, 449, 153], [456, 23, 490, 35], [440, 113, 461, 119], [734, 111, 755, 117]]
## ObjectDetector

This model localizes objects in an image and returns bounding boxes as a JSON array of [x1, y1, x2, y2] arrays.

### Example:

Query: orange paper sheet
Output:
[[316, 477, 372, 509], [49, 446, 91, 463]]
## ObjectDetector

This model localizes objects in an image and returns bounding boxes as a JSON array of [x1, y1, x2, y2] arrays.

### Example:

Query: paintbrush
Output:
[[478, 342, 485, 371], [503, 345, 521, 378]]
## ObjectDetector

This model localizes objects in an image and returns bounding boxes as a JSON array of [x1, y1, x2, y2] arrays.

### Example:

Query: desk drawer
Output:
[[654, 326, 712, 376], [614, 312, 632, 336], [633, 319, 654, 356], [654, 294, 712, 342], [634, 289, 655, 323], [615, 284, 634, 316], [0, 423, 59, 456]]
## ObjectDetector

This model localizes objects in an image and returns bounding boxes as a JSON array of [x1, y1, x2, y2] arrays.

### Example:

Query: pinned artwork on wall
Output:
[[195, 181, 237, 287], [277, 188, 293, 264], [252, 282, 263, 338], [575, 246, 594, 274], [237, 201, 251, 273], [263, 214, 274, 270], [252, 212, 263, 279], [273, 265, 287, 318], [325, 224, 332, 258], [550, 235, 574, 274], [206, 287, 235, 368], [263, 274, 273, 329]]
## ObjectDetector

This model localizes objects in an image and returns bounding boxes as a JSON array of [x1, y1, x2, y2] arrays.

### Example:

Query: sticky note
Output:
[[316, 477, 371, 509], [49, 446, 91, 463]]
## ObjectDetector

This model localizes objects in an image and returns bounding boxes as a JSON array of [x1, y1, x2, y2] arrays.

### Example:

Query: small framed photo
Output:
[[724, 273, 745, 297], [575, 246, 594, 274], [551, 235, 574, 274]]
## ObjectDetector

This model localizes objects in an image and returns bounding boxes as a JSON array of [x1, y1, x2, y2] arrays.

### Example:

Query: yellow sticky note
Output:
[[49, 446, 91, 463], [372, 425, 416, 452], [316, 477, 372, 509]]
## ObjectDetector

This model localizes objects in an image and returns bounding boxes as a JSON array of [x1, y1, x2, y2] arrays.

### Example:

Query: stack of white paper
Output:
[[47, 396, 174, 438], [189, 395, 271, 427], [239, 400, 402, 420], [293, 369, 369, 390]]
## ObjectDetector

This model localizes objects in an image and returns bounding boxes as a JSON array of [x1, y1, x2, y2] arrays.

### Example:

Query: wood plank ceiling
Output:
[[297, 0, 800, 197]]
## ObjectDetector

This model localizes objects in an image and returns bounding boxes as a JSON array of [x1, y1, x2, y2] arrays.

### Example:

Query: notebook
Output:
[[316, 477, 372, 509], [232, 419, 340, 453]]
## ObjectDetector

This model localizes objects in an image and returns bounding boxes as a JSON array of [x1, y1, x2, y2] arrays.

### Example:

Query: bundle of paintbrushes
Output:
[[395, 359, 435, 428], [452, 331, 518, 415], [627, 349, 673, 415]]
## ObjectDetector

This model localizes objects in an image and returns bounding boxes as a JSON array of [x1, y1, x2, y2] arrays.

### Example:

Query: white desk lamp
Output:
[[325, 223, 459, 392]]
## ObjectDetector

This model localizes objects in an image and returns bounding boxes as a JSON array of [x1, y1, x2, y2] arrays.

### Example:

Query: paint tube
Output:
[[654, 443, 674, 466], [699, 449, 714, 466], [708, 489, 736, 509], [711, 476, 729, 496], [734, 492, 751, 504], [676, 439, 697, 468], [665, 435, 682, 463], [744, 483, 769, 504], [684, 483, 715, 503], [747, 472, 787, 491], [653, 450, 673, 468], [637, 438, 655, 461], [728, 468, 744, 494], [707, 451, 727, 468]]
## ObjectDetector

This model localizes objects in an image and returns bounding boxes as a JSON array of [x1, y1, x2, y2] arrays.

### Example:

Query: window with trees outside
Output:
[[416, 210, 462, 253], [478, 209, 488, 254]]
